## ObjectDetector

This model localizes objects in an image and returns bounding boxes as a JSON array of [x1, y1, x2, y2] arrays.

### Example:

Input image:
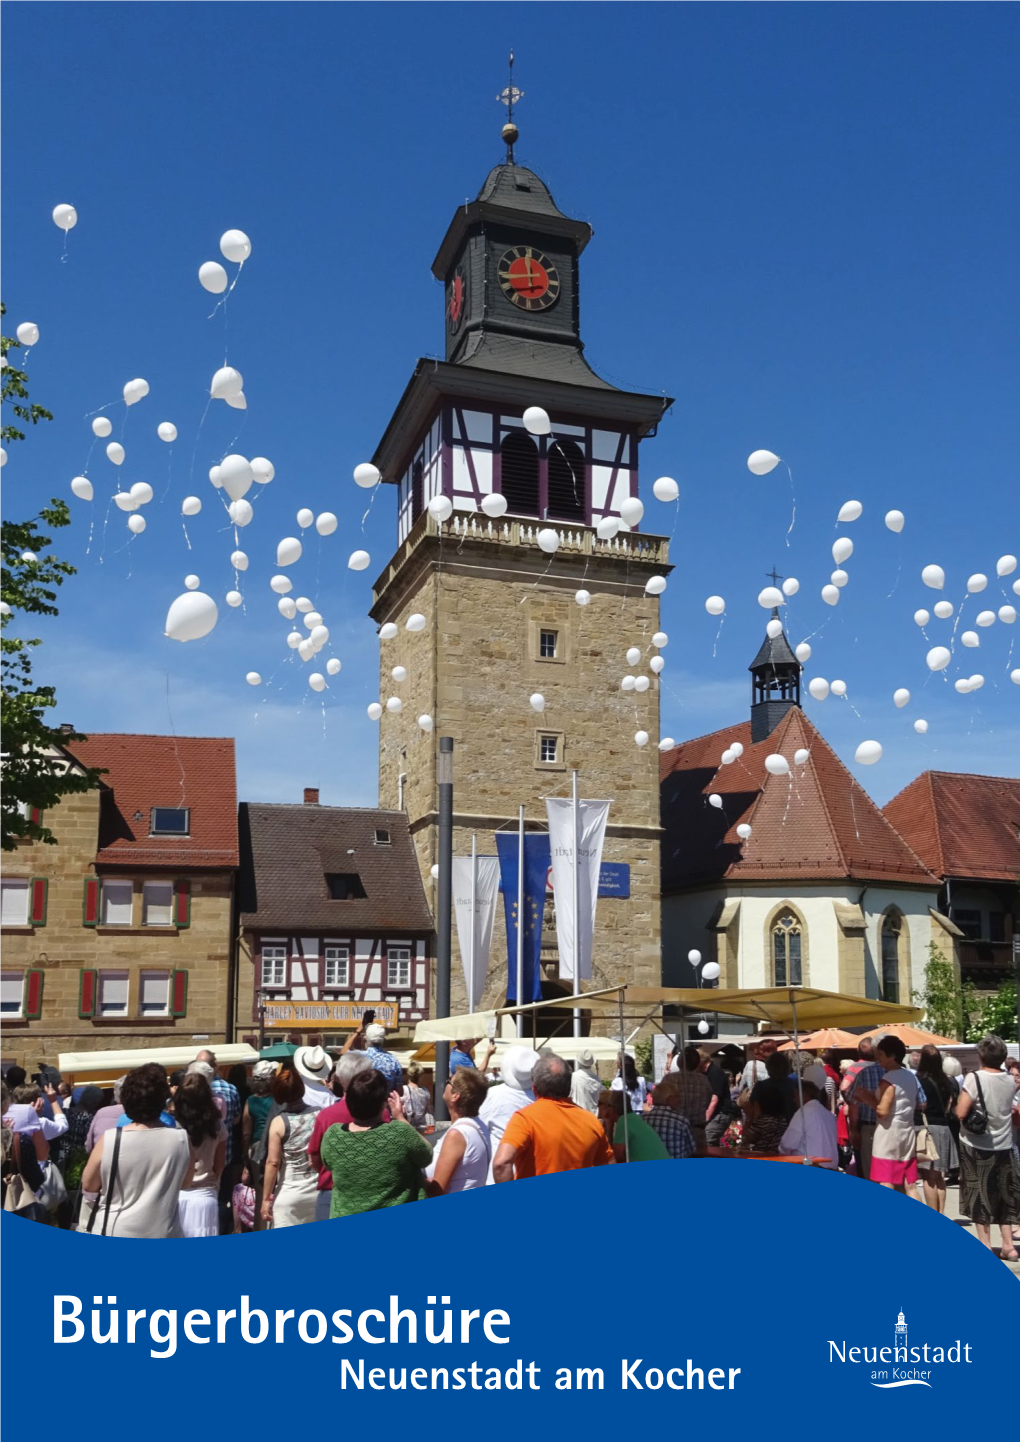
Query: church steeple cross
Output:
[[766, 566, 784, 587]]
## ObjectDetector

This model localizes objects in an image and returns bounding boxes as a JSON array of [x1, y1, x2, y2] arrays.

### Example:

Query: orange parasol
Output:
[[857, 1022, 958, 1047], [778, 1027, 862, 1051]]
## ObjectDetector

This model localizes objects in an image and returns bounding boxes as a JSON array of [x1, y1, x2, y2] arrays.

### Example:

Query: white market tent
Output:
[[58, 1043, 260, 1087]]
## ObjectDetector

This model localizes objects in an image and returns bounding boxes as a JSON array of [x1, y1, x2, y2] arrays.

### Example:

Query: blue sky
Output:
[[2, 2, 1017, 809]]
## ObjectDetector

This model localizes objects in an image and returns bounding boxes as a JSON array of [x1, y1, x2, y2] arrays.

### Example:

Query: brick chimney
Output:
[[303, 787, 320, 805]]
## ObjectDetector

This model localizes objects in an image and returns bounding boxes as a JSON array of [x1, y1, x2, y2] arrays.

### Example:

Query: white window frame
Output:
[[138, 969, 170, 1017], [1, 878, 30, 927], [387, 945, 412, 989], [323, 944, 350, 988], [101, 880, 134, 927], [539, 629, 558, 659], [540, 735, 558, 763], [98, 970, 130, 1017], [1, 970, 25, 1018], [261, 943, 287, 989], [142, 880, 175, 927]]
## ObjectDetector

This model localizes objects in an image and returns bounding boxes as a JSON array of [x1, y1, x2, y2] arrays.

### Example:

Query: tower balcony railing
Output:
[[374, 509, 670, 602]]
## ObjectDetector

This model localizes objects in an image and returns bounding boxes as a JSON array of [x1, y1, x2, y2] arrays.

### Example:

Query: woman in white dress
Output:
[[853, 1035, 919, 1194], [425, 1068, 491, 1195], [260, 1068, 319, 1228]]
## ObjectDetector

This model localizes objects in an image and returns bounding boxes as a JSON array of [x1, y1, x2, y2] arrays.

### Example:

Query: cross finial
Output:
[[766, 566, 784, 587], [497, 50, 523, 161]]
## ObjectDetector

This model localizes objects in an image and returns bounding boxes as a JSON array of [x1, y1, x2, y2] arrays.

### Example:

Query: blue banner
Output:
[[598, 863, 630, 898], [495, 830, 550, 1004]]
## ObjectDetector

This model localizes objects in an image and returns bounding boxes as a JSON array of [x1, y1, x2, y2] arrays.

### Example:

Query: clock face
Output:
[[497, 245, 561, 311], [447, 264, 467, 333]]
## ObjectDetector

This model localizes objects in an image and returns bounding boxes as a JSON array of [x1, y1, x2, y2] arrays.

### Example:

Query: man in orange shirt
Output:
[[492, 1053, 615, 1180]]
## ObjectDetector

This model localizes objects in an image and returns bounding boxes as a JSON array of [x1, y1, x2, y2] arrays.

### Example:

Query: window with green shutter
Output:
[[82, 877, 99, 927]]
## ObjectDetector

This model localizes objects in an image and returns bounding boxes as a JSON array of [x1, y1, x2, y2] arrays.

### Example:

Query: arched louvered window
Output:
[[547, 438, 586, 522], [411, 459, 424, 520], [881, 913, 902, 1004], [500, 433, 540, 517]]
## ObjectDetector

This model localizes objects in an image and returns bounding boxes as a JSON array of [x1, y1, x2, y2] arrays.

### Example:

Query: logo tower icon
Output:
[[895, 1310, 908, 1354]]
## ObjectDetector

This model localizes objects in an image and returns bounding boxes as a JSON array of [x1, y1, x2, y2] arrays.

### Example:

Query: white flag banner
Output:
[[452, 856, 500, 1011], [544, 797, 611, 983]]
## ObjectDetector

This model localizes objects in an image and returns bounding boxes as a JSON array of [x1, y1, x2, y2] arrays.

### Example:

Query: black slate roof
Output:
[[455, 329, 619, 390], [476, 163, 572, 221], [748, 620, 799, 671]]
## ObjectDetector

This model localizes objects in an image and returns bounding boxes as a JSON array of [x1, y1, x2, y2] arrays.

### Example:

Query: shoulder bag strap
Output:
[[973, 1073, 987, 1114], [100, 1127, 123, 1237]]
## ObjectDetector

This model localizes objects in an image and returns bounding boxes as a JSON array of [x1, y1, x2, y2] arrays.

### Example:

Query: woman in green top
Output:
[[242, 1062, 277, 1161], [320, 1068, 433, 1218]]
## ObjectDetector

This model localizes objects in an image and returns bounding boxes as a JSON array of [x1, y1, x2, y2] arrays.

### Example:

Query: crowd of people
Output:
[[2, 1024, 1018, 1260]]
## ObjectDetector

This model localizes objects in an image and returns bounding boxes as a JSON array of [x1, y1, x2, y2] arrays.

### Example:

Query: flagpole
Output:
[[469, 833, 478, 1015], [572, 768, 581, 1039], [516, 804, 525, 1038]]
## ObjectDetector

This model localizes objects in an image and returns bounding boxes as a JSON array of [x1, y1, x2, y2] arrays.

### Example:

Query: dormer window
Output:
[[374, 828, 391, 845], [150, 807, 190, 837], [326, 873, 367, 900]]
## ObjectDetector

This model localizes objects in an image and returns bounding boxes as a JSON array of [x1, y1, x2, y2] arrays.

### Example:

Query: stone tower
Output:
[[368, 117, 674, 1015]]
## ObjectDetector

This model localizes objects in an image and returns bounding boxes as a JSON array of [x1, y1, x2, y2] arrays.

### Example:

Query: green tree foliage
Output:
[[2, 303, 103, 849], [913, 941, 970, 1041], [966, 981, 1018, 1045]]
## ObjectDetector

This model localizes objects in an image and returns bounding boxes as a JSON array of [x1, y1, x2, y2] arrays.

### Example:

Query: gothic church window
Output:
[[881, 913, 901, 1004], [771, 911, 803, 986]]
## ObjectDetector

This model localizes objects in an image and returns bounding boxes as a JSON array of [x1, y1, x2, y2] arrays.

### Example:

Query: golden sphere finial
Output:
[[502, 121, 519, 147]]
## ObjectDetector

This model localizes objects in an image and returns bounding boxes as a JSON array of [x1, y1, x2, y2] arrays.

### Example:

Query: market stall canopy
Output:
[[857, 1022, 958, 1047], [551, 986, 923, 1031], [58, 1043, 260, 1086], [411, 1035, 625, 1065], [259, 1041, 297, 1060]]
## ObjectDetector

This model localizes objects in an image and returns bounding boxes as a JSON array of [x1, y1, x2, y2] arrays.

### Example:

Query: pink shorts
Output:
[[870, 1155, 918, 1186]]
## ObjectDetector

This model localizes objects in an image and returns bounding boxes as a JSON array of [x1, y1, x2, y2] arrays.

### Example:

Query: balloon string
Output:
[[360, 485, 379, 531], [885, 549, 902, 600], [207, 258, 244, 323], [60, 232, 69, 265], [784, 461, 796, 546], [160, 444, 174, 504], [712, 614, 725, 659], [181, 520, 192, 551], [83, 399, 120, 419]]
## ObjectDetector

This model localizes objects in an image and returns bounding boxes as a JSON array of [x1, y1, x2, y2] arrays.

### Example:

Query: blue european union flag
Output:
[[495, 831, 550, 1005]]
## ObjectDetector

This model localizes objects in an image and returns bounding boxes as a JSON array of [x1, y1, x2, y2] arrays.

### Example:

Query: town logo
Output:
[[828, 1309, 973, 1388]]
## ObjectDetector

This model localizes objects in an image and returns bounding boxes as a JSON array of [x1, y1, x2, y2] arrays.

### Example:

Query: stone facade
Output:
[[372, 514, 669, 1016], [1, 787, 234, 1070]]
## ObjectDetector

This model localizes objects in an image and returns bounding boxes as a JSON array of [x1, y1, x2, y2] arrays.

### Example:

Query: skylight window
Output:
[[150, 807, 190, 837]]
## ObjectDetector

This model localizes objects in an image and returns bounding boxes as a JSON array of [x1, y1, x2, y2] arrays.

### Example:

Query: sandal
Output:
[[1000, 1249, 1020, 1262]]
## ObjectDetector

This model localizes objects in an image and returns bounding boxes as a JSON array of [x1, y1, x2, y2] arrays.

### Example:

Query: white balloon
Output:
[[522, 406, 551, 436], [391, 665, 407, 682], [705, 595, 726, 616], [926, 646, 951, 671], [210, 366, 243, 401], [758, 586, 784, 609], [129, 481, 153, 505], [765, 754, 790, 776], [122, 377, 149, 406], [837, 500, 863, 523], [921, 564, 945, 590], [157, 422, 177, 443], [127, 514, 146, 534], [701, 961, 721, 982], [353, 462, 380, 489], [1015, 580, 1020, 595], [417, 714, 434, 732], [996, 554, 1017, 577], [652, 476, 679, 503], [529, 693, 546, 713], [650, 656, 665, 674], [620, 496, 644, 527], [855, 740, 883, 766], [652, 631, 668, 648], [481, 492, 508, 519], [832, 537, 853, 565], [658, 737, 676, 751], [596, 517, 621, 541], [634, 675, 650, 693], [326, 658, 341, 675], [296, 508, 314, 529], [831, 679, 847, 697], [277, 599, 297, 621], [209, 466, 222, 488], [367, 702, 383, 720], [70, 476, 94, 501], [537, 527, 560, 554], [92, 416, 112, 438], [303, 612, 323, 630], [430, 863, 440, 880], [386, 696, 403, 713], [967, 573, 987, 593], [228, 499, 253, 527], [218, 454, 253, 502], [282, 630, 300, 650], [794, 748, 810, 765], [645, 575, 667, 595], [270, 575, 293, 595], [933, 601, 953, 619], [914, 719, 928, 734], [251, 457, 275, 484], [976, 610, 995, 628], [729, 742, 744, 757], [736, 823, 752, 840], [831, 569, 849, 588], [970, 674, 984, 691], [272, 538, 299, 568], [295, 597, 314, 613], [106, 442, 125, 466], [960, 631, 979, 648], [998, 605, 1017, 624], [231, 549, 248, 570], [246, 672, 262, 686], [20, 551, 37, 563], [184, 574, 200, 590], [721, 750, 735, 765], [428, 495, 453, 522], [634, 731, 649, 748], [747, 449, 780, 475], [220, 228, 252, 263], [687, 949, 702, 967], [113, 492, 138, 512], [298, 639, 315, 662], [1011, 669, 1020, 685], [708, 793, 723, 809], [226, 390, 248, 411], [315, 512, 338, 536], [378, 623, 398, 641], [405, 613, 427, 632], [885, 510, 905, 533], [782, 576, 800, 597], [766, 619, 783, 639], [893, 688, 910, 708], [164, 591, 218, 642], [17, 322, 40, 346], [626, 646, 642, 666], [808, 677, 830, 701], [697, 1019, 710, 1036], [621, 676, 636, 692], [954, 678, 972, 694], [795, 642, 811, 662], [52, 203, 77, 231], [225, 590, 243, 608], [308, 673, 326, 693], [821, 585, 840, 606], [913, 609, 930, 627], [575, 589, 591, 606], [198, 261, 228, 294]]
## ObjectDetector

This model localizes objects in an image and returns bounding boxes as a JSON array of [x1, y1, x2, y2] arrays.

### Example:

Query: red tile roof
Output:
[[660, 709, 937, 890], [883, 771, 1020, 883], [65, 733, 238, 869]]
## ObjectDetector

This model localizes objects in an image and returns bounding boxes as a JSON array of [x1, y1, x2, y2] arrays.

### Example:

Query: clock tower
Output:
[[368, 95, 675, 1016]]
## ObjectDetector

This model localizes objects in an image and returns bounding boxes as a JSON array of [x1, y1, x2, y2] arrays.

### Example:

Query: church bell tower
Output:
[[368, 78, 674, 1012]]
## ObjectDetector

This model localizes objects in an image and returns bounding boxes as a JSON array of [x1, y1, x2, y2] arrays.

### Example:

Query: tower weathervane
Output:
[[497, 50, 523, 161], [766, 566, 784, 587]]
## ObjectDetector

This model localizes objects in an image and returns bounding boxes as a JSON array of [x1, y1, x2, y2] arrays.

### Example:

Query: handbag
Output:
[[36, 1161, 68, 1213], [82, 1126, 122, 1235], [960, 1073, 988, 1137], [915, 1119, 940, 1163]]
